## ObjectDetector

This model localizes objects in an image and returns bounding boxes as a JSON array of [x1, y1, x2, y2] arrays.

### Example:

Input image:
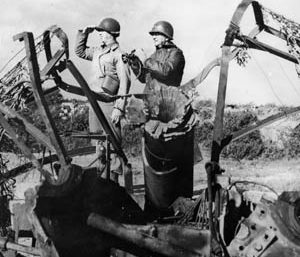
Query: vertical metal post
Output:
[[13, 32, 68, 173]]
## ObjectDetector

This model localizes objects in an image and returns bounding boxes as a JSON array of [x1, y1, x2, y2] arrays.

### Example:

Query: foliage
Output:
[[221, 111, 264, 160], [1, 95, 300, 161], [0, 94, 90, 153], [195, 120, 214, 149], [193, 102, 300, 160], [261, 139, 286, 160], [286, 125, 300, 158]]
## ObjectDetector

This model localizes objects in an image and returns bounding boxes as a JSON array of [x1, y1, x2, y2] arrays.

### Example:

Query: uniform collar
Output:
[[103, 42, 119, 52], [156, 40, 176, 49]]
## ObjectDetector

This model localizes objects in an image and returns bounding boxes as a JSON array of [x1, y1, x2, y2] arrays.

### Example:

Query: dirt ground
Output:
[[5, 148, 300, 201]]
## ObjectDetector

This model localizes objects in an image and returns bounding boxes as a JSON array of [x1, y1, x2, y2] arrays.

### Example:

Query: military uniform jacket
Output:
[[75, 30, 130, 110], [139, 41, 185, 88]]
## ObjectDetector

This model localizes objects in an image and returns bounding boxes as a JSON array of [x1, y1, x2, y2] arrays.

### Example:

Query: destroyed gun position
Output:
[[0, 0, 300, 256]]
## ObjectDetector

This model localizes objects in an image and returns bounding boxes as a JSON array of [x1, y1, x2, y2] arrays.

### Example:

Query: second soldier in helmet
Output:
[[127, 20, 185, 89]]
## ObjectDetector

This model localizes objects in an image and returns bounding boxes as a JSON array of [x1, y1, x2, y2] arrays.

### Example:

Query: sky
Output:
[[0, 0, 300, 106]]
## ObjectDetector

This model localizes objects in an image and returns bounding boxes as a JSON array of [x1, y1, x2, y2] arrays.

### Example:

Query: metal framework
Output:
[[212, 0, 300, 163], [0, 25, 133, 188], [202, 0, 300, 254]]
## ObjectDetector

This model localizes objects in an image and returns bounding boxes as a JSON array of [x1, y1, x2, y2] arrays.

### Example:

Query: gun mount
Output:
[[0, 1, 300, 257]]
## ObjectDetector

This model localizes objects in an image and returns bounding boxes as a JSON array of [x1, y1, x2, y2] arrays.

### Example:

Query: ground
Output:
[[6, 149, 300, 201], [2, 150, 299, 256]]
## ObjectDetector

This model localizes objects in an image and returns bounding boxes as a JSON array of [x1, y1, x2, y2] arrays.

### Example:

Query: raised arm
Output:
[[74, 28, 95, 61]]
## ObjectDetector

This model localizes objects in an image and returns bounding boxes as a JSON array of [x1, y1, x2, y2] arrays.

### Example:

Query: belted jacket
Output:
[[138, 41, 185, 88], [75, 30, 130, 110]]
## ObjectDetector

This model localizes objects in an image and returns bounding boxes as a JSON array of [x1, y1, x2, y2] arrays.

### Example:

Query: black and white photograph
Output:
[[0, 0, 300, 256]]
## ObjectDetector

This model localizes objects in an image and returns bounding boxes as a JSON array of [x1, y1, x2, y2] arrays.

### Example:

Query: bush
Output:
[[286, 125, 300, 158], [194, 104, 265, 160], [261, 139, 285, 160], [0, 95, 90, 153], [195, 120, 214, 149], [221, 111, 264, 160], [1, 95, 299, 162]]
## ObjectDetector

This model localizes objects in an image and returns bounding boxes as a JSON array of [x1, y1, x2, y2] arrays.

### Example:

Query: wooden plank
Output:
[[2, 146, 96, 181], [230, 106, 300, 142], [87, 213, 209, 257], [180, 25, 261, 93], [180, 48, 241, 92], [263, 25, 300, 46], [237, 35, 298, 63], [211, 46, 232, 163], [58, 81, 119, 102], [0, 111, 53, 182], [13, 32, 69, 185], [230, 0, 254, 28], [40, 49, 65, 78], [0, 102, 56, 152], [248, 25, 263, 38], [252, 1, 265, 29]]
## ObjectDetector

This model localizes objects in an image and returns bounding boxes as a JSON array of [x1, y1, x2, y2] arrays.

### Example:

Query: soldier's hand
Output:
[[111, 108, 124, 125], [134, 48, 147, 63], [82, 25, 95, 34], [96, 92, 118, 102]]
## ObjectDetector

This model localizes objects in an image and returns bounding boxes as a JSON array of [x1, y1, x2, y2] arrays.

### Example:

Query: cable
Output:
[[252, 53, 285, 106], [239, 37, 285, 106], [240, 35, 300, 105], [0, 32, 53, 84], [278, 60, 300, 98]]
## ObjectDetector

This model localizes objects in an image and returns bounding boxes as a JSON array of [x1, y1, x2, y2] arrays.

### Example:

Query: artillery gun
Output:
[[0, 1, 300, 256]]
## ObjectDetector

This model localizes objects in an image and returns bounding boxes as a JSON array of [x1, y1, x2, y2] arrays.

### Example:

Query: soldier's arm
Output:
[[114, 54, 131, 112], [123, 53, 146, 83], [74, 30, 94, 61], [145, 49, 185, 81]]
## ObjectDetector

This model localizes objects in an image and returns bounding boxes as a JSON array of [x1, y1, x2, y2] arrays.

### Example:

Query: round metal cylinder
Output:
[[142, 129, 194, 218]]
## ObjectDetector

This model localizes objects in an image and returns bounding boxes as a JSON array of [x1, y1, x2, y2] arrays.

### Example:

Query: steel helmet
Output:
[[149, 21, 174, 40], [96, 18, 120, 37]]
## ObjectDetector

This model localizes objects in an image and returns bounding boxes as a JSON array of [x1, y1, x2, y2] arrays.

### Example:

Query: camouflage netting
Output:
[[0, 33, 49, 110], [262, 6, 300, 77], [0, 34, 54, 204]]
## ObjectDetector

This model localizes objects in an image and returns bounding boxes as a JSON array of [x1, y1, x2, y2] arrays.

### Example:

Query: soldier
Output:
[[123, 21, 187, 219], [126, 20, 185, 89], [75, 18, 130, 183]]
